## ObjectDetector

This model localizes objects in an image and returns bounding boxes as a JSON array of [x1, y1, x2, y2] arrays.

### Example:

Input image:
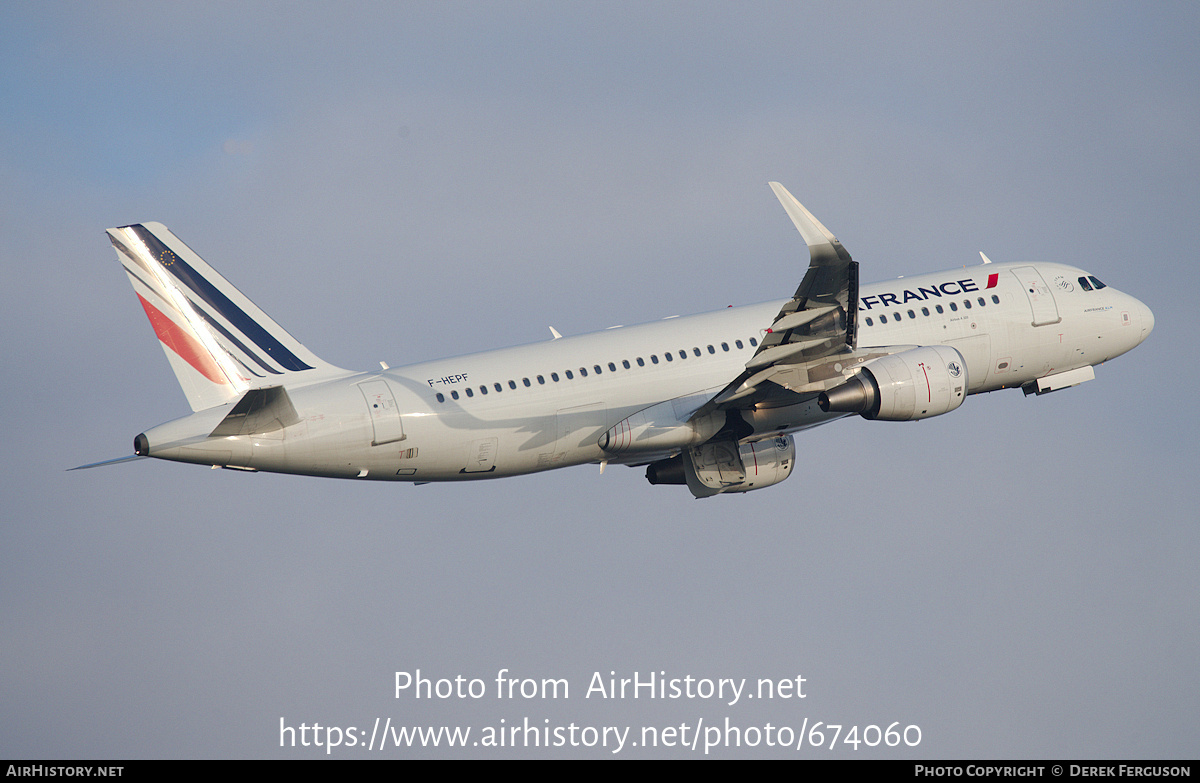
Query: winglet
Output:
[[689, 184, 858, 420], [768, 182, 849, 265]]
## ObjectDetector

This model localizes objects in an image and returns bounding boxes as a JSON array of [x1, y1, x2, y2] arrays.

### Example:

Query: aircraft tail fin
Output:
[[107, 222, 345, 412]]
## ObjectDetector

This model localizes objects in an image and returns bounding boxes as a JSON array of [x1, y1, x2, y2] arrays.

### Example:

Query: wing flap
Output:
[[744, 338, 833, 370], [770, 304, 838, 332]]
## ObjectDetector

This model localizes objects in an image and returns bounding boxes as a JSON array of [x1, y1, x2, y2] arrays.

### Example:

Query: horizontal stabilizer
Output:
[[68, 454, 147, 471], [210, 385, 300, 437]]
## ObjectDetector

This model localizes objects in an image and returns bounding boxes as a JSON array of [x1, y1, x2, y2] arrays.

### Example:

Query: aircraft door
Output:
[[358, 379, 406, 446], [1012, 266, 1061, 326]]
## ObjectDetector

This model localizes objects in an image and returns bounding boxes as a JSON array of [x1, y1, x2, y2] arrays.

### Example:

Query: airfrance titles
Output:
[[859, 275, 997, 311]]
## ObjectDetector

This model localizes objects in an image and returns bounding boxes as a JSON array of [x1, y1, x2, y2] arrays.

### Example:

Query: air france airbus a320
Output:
[[78, 183, 1153, 498]]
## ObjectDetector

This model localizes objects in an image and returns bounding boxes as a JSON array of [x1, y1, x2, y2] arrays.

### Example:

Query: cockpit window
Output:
[[1078, 276, 1093, 291], [1089, 276, 1107, 290]]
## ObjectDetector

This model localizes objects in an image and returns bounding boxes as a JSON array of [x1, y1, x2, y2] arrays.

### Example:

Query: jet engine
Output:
[[598, 396, 722, 454], [818, 345, 967, 421], [645, 435, 796, 498]]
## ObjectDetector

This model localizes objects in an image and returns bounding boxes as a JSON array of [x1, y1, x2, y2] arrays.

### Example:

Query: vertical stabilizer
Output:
[[108, 222, 343, 411]]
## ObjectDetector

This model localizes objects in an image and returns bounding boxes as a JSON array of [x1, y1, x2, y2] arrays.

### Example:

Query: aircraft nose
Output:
[[1136, 298, 1154, 343]]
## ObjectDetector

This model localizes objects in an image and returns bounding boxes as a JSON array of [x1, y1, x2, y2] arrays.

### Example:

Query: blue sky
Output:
[[2, 1, 1197, 758]]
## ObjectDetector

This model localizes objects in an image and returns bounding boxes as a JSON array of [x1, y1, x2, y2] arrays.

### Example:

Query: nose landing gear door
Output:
[[358, 380, 406, 446]]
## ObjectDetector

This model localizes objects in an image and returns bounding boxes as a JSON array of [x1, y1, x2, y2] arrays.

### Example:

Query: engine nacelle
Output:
[[645, 436, 796, 498], [599, 395, 722, 454], [819, 345, 968, 421]]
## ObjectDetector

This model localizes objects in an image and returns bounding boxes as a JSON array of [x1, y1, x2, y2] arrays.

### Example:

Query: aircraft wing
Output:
[[694, 183, 859, 415]]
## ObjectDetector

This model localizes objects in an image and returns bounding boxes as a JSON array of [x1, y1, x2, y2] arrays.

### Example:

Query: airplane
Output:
[[76, 183, 1153, 498]]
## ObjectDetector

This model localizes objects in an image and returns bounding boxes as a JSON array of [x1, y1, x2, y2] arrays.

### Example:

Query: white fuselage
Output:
[[143, 260, 1152, 482]]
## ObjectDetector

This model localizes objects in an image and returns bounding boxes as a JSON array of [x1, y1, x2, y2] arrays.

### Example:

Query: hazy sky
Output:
[[2, 1, 1197, 758]]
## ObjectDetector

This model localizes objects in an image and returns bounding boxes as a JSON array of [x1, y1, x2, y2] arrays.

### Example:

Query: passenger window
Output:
[[594, 365, 602, 374], [749, 337, 758, 346], [880, 314, 888, 323], [436, 392, 445, 403], [650, 355, 659, 364], [523, 378, 531, 387], [865, 317, 874, 326], [622, 360, 631, 369], [921, 307, 929, 316], [565, 370, 573, 379], [936, 305, 944, 314], [907, 310, 915, 319], [451, 390, 459, 400], [509, 380, 516, 389], [551, 372, 560, 382], [949, 302, 958, 312], [480, 386, 487, 395], [977, 297, 985, 307], [537, 375, 545, 385], [579, 367, 588, 377], [991, 295, 1000, 304], [964, 300, 972, 309], [735, 340, 743, 349], [495, 383, 503, 392], [608, 362, 616, 372], [893, 312, 901, 321], [693, 347, 702, 356], [465, 388, 474, 397], [721, 342, 729, 351], [707, 345, 715, 354], [679, 350, 686, 359], [665, 353, 673, 362], [636, 357, 645, 367]]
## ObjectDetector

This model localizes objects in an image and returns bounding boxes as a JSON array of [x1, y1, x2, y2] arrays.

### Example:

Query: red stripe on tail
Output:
[[137, 294, 229, 385]]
